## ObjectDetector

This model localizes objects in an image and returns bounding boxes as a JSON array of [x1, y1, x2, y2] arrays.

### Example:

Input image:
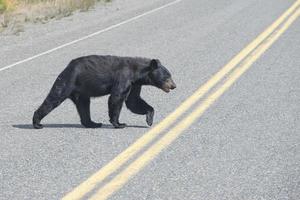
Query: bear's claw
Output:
[[146, 110, 154, 126], [114, 123, 127, 129], [33, 123, 43, 129], [83, 122, 103, 128]]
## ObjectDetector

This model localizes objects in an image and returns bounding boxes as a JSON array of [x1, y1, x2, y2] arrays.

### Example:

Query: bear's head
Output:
[[147, 59, 176, 93]]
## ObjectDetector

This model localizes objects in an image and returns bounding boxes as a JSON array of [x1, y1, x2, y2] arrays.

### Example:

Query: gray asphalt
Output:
[[0, 0, 299, 199]]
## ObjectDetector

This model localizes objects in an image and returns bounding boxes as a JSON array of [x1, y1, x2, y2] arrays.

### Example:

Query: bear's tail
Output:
[[32, 65, 77, 129]]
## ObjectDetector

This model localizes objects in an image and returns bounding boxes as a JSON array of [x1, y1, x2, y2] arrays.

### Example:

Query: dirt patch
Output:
[[0, 0, 111, 35]]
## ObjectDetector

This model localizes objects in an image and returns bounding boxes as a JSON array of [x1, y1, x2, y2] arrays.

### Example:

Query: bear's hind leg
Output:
[[70, 94, 102, 128], [33, 71, 77, 129], [33, 90, 70, 129]]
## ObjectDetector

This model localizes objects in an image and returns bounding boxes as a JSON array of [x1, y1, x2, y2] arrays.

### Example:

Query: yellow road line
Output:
[[90, 7, 300, 200], [62, 1, 300, 199]]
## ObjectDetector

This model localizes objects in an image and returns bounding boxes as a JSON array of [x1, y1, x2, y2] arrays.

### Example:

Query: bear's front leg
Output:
[[125, 85, 154, 126], [108, 79, 132, 128], [108, 94, 127, 128]]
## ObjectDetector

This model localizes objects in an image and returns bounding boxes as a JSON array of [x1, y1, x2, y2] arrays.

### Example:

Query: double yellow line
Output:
[[63, 1, 300, 199]]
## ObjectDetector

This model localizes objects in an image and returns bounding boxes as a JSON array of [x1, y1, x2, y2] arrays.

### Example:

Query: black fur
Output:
[[33, 55, 176, 129]]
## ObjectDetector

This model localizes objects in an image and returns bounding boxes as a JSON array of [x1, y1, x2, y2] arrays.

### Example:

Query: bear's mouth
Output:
[[162, 87, 171, 93]]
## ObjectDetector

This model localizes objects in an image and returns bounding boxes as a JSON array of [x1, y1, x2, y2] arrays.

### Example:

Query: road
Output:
[[0, 0, 299, 199]]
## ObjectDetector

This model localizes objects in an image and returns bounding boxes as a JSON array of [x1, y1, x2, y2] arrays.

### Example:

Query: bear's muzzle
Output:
[[162, 78, 176, 93]]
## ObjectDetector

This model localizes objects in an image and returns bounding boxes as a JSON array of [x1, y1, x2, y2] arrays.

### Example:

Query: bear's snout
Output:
[[170, 82, 176, 89], [162, 78, 176, 93]]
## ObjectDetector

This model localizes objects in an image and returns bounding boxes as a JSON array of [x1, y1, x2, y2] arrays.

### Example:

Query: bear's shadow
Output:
[[12, 123, 148, 130]]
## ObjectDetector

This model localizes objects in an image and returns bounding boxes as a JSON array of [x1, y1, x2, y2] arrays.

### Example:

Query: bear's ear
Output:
[[139, 59, 158, 77], [150, 59, 159, 70]]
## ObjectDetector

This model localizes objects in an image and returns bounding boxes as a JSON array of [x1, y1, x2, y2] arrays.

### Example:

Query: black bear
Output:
[[33, 55, 176, 129]]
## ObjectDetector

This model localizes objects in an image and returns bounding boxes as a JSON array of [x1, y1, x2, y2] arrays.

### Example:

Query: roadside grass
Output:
[[0, 0, 112, 35]]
